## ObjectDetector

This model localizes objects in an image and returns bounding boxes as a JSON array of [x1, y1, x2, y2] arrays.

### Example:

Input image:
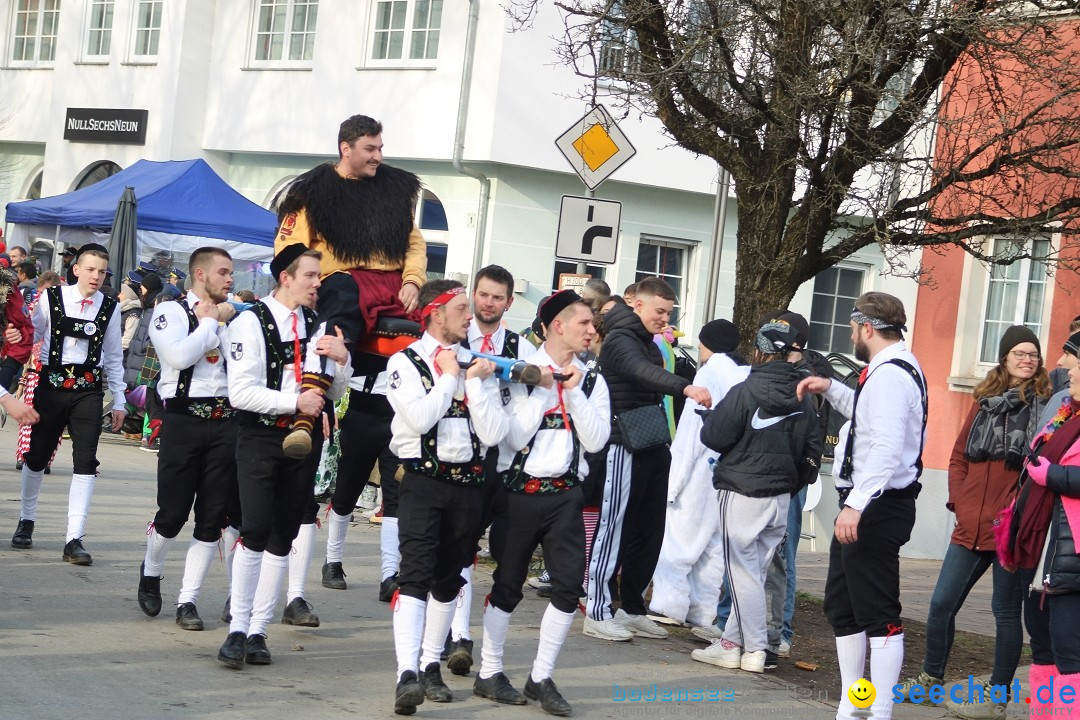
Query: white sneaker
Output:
[[691, 625, 724, 642], [778, 639, 791, 657], [691, 638, 742, 669], [613, 609, 668, 639], [741, 650, 766, 673], [356, 484, 378, 511], [583, 617, 633, 642], [527, 570, 552, 589]]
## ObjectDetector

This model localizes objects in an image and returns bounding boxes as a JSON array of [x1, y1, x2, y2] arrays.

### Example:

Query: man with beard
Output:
[[272, 114, 426, 459], [386, 279, 507, 716], [796, 291, 926, 720], [137, 248, 239, 631], [439, 264, 535, 676], [216, 245, 351, 670]]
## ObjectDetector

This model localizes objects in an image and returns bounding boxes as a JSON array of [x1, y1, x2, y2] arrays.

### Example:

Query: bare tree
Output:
[[508, 0, 1080, 343]]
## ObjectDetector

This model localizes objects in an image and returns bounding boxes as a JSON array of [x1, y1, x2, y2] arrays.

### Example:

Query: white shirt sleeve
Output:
[[225, 312, 299, 415], [823, 379, 856, 420], [386, 351, 456, 436], [103, 303, 127, 410], [149, 303, 220, 372], [564, 374, 611, 454], [32, 293, 48, 345], [464, 375, 509, 448]]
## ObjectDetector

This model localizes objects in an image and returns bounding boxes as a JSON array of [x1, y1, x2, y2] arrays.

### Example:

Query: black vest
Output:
[[43, 286, 116, 391], [238, 302, 317, 428]]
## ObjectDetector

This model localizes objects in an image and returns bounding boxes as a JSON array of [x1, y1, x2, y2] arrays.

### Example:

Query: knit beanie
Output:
[[997, 325, 1040, 360], [1063, 331, 1080, 358], [699, 319, 740, 354]]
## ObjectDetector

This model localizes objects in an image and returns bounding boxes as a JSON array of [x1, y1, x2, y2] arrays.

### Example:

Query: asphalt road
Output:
[[0, 423, 947, 720]]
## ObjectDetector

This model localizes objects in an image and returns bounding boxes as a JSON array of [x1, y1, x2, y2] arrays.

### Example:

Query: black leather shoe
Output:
[[473, 672, 527, 705], [379, 574, 399, 603], [63, 538, 92, 566], [281, 597, 320, 627], [524, 675, 572, 716], [394, 670, 425, 715], [321, 561, 347, 589], [245, 634, 272, 665], [221, 597, 232, 623], [11, 519, 33, 549], [447, 638, 474, 676], [176, 602, 204, 630], [217, 631, 246, 669], [419, 662, 453, 702], [137, 562, 162, 616]]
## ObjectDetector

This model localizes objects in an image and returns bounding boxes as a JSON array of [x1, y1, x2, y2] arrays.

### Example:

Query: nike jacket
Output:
[[700, 360, 822, 498]]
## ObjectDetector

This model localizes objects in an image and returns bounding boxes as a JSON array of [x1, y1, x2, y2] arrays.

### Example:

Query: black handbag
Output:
[[615, 404, 671, 453]]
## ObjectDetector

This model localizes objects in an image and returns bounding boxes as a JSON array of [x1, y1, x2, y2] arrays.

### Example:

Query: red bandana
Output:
[[420, 287, 466, 330]]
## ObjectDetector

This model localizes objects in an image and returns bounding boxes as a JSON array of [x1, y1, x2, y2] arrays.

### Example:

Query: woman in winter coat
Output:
[[1009, 360, 1080, 719], [899, 325, 1049, 716], [649, 319, 748, 628]]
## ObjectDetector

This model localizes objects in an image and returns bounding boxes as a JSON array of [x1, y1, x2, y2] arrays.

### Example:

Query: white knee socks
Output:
[[418, 596, 456, 669], [250, 552, 289, 637], [479, 603, 512, 679], [869, 633, 904, 720], [381, 516, 400, 581], [19, 465, 44, 521], [222, 525, 239, 590], [177, 539, 217, 605], [532, 603, 575, 682], [143, 526, 175, 577], [394, 594, 426, 677], [288, 522, 316, 602], [228, 543, 263, 635], [66, 473, 95, 541], [325, 510, 350, 565], [451, 565, 473, 641], [835, 631, 867, 720]]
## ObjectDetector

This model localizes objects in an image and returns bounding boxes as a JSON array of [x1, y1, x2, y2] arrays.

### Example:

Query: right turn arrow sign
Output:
[[556, 195, 621, 265]]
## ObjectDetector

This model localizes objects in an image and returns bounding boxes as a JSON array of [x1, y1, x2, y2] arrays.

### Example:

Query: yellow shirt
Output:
[[274, 206, 427, 287]]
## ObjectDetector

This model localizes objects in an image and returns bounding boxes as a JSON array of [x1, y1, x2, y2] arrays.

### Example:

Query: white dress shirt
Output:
[[149, 291, 229, 401], [225, 294, 351, 416], [466, 320, 536, 361], [496, 345, 611, 479], [387, 332, 509, 462], [32, 284, 126, 410], [823, 341, 926, 512]]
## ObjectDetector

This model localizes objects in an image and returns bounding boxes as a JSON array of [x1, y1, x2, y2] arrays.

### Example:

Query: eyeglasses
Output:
[[1010, 350, 1041, 361]]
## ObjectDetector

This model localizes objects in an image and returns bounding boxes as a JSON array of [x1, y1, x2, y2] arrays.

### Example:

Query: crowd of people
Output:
[[4, 114, 1080, 720]]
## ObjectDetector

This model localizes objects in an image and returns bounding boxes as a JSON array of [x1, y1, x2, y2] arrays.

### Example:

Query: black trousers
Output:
[[1020, 568, 1054, 666], [397, 472, 484, 603], [235, 423, 323, 556], [617, 446, 671, 616], [490, 487, 586, 615], [824, 496, 916, 637], [24, 385, 103, 474], [0, 356, 23, 393], [153, 412, 239, 542], [330, 394, 396, 515]]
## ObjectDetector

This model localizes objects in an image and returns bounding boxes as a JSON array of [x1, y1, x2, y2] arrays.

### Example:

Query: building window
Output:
[[809, 265, 867, 355], [426, 244, 447, 281], [86, 0, 115, 57], [979, 236, 1050, 363], [371, 0, 442, 62], [598, 2, 638, 77], [12, 0, 61, 65], [75, 161, 122, 190], [417, 190, 447, 232], [635, 237, 689, 327], [253, 0, 319, 63], [133, 0, 163, 57]]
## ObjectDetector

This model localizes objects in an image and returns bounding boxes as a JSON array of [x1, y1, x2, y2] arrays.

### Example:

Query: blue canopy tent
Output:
[[4, 159, 278, 291]]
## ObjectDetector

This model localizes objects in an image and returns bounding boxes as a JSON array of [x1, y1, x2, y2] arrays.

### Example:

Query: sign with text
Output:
[[555, 195, 621, 265], [64, 108, 148, 145], [558, 273, 591, 292]]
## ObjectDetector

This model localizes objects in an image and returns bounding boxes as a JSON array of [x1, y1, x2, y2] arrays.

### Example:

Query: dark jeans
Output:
[[618, 445, 671, 616], [923, 543, 1023, 685]]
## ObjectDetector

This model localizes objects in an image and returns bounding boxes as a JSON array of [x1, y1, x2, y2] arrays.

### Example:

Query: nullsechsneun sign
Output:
[[64, 108, 148, 145]]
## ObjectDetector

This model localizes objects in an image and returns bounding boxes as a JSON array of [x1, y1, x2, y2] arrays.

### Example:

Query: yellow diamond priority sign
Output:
[[556, 105, 636, 190]]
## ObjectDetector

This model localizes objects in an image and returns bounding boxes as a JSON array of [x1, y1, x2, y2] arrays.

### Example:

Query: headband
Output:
[[851, 308, 907, 334], [420, 287, 466, 328]]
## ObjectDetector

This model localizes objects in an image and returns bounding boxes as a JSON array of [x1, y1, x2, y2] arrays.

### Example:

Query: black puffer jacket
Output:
[[597, 302, 689, 445], [1042, 462, 1080, 594], [701, 360, 822, 497]]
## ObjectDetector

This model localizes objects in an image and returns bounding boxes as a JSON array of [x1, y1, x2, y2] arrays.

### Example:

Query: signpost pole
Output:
[[702, 167, 731, 321], [576, 187, 596, 274]]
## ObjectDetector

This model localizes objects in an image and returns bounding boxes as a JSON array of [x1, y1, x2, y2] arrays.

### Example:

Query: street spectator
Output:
[[649, 319, 747, 629], [14, 272, 62, 473], [1049, 316, 1080, 393], [581, 277, 610, 311], [9, 245, 27, 266], [693, 314, 821, 673], [17, 261, 37, 305], [0, 254, 34, 393], [899, 325, 1048, 717], [582, 277, 712, 642], [118, 283, 143, 356]]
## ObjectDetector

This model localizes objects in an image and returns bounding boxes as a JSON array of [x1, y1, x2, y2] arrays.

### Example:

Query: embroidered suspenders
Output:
[[501, 370, 597, 495], [44, 286, 116, 391], [167, 301, 235, 420], [240, 303, 317, 428], [400, 347, 484, 486]]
